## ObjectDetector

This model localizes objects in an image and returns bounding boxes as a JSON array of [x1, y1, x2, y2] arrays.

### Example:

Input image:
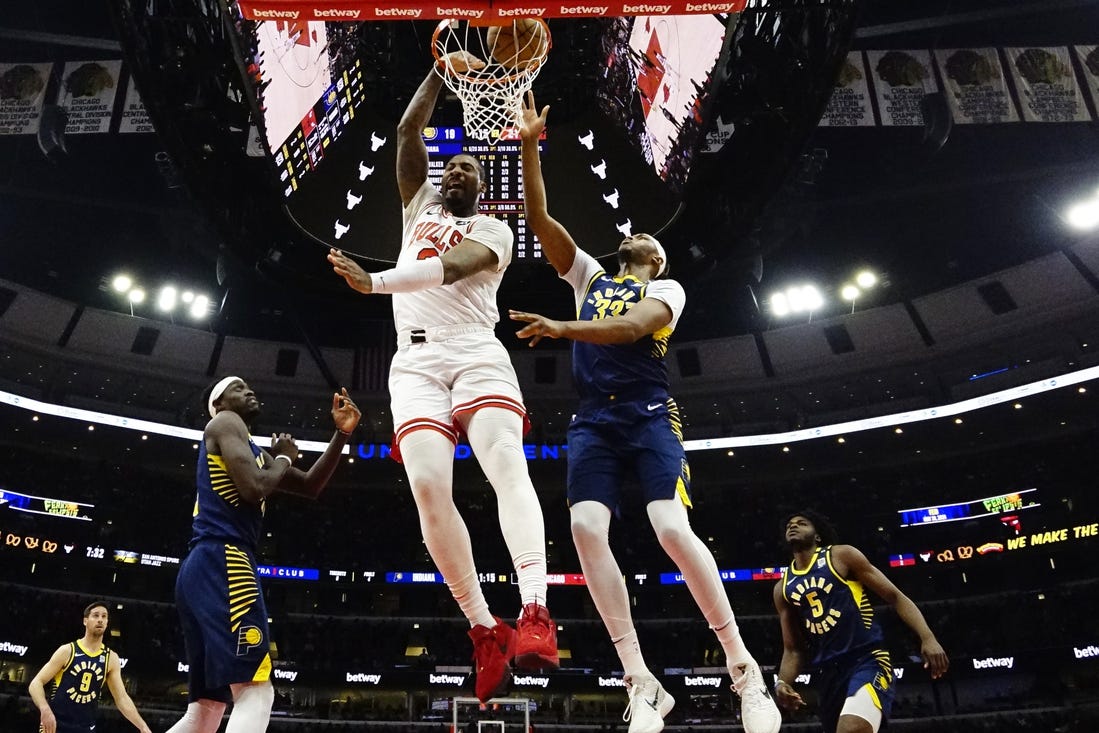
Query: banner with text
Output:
[[1005, 47, 1090, 123], [118, 76, 154, 134], [237, 1, 749, 22], [866, 50, 937, 126], [61, 60, 122, 135], [1073, 45, 1099, 114], [819, 51, 875, 127], [0, 62, 53, 135], [935, 48, 1019, 124]]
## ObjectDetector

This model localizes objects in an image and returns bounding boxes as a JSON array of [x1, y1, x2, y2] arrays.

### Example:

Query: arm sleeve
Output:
[[560, 249, 604, 312], [642, 279, 686, 331]]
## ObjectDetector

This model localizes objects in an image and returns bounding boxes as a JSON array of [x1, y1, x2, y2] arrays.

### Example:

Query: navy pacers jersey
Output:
[[781, 546, 884, 667], [573, 271, 675, 401], [190, 438, 265, 551], [47, 641, 110, 731]]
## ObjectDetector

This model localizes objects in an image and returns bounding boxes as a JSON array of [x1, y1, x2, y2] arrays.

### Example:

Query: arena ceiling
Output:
[[1, 0, 1097, 355]]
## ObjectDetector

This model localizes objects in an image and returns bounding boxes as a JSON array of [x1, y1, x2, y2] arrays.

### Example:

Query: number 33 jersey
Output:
[[562, 248, 685, 401]]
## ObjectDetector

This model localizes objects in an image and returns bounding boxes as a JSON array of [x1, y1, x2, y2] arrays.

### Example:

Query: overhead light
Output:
[[855, 270, 877, 288], [181, 290, 195, 304], [157, 286, 178, 312], [1066, 198, 1099, 230], [841, 284, 860, 301], [128, 288, 145, 304], [770, 292, 790, 317], [112, 274, 132, 293], [190, 295, 210, 319]]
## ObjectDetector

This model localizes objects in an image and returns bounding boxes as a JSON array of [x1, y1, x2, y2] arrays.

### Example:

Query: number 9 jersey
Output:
[[47, 641, 110, 732]]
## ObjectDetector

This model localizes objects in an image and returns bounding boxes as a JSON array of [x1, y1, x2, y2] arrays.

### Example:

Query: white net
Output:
[[432, 19, 551, 145]]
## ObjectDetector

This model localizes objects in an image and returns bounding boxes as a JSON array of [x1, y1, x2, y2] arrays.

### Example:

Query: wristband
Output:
[[337, 428, 352, 437], [371, 257, 444, 294], [274, 454, 292, 465], [774, 679, 794, 693]]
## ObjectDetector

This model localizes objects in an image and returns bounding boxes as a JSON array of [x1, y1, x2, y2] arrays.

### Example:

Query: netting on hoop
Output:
[[432, 19, 551, 145]]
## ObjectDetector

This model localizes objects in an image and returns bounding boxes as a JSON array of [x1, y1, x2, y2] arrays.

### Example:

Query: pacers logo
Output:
[[236, 626, 264, 656]]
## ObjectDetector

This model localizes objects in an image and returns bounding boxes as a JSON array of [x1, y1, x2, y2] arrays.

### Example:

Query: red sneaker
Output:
[[469, 618, 517, 703], [514, 603, 560, 670]]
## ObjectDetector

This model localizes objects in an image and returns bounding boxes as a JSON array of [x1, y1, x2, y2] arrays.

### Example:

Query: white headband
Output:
[[208, 376, 243, 418], [651, 239, 668, 277]]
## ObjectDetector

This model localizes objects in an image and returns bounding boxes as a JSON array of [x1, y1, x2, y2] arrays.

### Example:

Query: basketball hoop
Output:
[[432, 19, 551, 146]]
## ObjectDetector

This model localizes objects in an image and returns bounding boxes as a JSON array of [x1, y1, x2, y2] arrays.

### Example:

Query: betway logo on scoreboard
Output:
[[238, 1, 748, 22]]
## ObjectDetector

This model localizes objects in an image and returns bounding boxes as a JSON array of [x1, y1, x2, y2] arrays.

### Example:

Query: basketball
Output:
[[486, 19, 548, 70]]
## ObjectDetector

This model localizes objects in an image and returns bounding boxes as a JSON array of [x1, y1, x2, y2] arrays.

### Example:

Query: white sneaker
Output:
[[622, 674, 675, 733], [731, 661, 782, 733]]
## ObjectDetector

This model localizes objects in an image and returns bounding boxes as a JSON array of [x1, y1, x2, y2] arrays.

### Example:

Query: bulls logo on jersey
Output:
[[412, 212, 474, 260]]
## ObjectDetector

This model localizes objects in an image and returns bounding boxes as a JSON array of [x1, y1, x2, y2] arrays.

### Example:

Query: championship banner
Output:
[[866, 49, 937, 126], [1073, 45, 1099, 115], [934, 48, 1019, 124], [0, 62, 53, 135], [118, 76, 154, 133], [819, 51, 874, 127], [237, 0, 748, 22], [60, 60, 122, 134], [1006, 47, 1090, 123]]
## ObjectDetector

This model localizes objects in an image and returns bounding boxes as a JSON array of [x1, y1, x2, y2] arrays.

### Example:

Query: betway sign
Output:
[[1074, 645, 1099, 659], [346, 672, 382, 684], [684, 675, 722, 688], [0, 641, 29, 657], [429, 673, 467, 686], [238, 1, 748, 22], [972, 656, 1015, 670]]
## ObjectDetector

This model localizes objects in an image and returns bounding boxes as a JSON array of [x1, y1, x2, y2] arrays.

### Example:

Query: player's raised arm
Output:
[[397, 53, 484, 205], [271, 389, 361, 499], [518, 91, 578, 276]]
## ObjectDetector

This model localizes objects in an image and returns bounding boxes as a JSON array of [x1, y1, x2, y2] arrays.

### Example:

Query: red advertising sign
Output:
[[237, 1, 748, 22]]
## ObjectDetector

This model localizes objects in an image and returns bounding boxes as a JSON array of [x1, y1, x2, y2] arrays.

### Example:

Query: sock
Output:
[[448, 569, 496, 629], [512, 550, 548, 607], [612, 629, 650, 678], [712, 615, 753, 669]]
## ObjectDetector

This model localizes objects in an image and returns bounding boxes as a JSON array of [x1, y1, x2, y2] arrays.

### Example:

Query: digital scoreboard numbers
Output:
[[275, 59, 367, 198], [423, 126, 544, 260]]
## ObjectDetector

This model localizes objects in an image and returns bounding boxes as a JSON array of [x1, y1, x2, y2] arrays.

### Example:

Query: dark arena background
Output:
[[2, 0, 1099, 730]]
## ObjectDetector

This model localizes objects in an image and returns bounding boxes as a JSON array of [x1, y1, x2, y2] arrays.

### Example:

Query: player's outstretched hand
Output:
[[773, 680, 805, 711], [271, 433, 300, 464], [509, 309, 565, 347], [332, 388, 361, 435], [517, 90, 549, 143], [922, 637, 949, 679], [329, 248, 373, 294], [440, 50, 486, 74]]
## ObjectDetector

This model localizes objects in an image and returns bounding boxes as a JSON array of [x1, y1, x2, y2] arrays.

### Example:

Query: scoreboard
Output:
[[274, 59, 368, 199], [898, 488, 1040, 528], [423, 125, 544, 260]]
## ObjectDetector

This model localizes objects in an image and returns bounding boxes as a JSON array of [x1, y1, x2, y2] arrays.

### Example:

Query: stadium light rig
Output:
[[109, 272, 214, 320]]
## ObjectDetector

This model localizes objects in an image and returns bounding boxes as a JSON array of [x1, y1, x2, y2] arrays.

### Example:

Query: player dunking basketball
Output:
[[328, 52, 559, 703], [511, 92, 781, 733]]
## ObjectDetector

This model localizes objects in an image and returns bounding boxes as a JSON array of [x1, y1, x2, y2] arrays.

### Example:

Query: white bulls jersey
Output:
[[393, 181, 514, 333]]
